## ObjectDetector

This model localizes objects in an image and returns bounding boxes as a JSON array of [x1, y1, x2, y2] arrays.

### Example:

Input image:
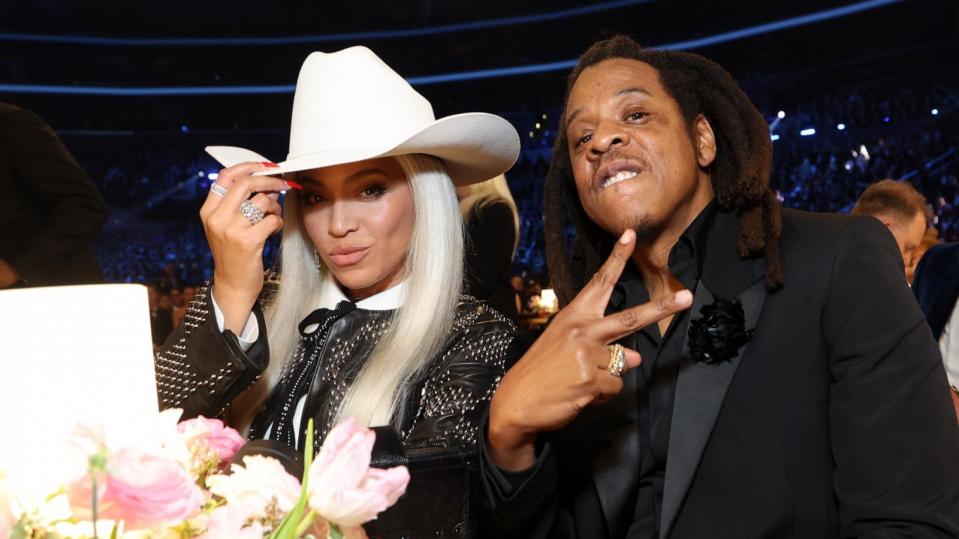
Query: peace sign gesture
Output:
[[487, 229, 693, 471]]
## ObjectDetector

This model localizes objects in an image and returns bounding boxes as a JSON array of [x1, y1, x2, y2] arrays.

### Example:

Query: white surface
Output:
[[0, 284, 160, 500], [941, 298, 959, 390]]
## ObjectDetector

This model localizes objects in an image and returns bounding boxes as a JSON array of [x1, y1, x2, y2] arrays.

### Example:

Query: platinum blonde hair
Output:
[[459, 174, 520, 256], [232, 154, 463, 431]]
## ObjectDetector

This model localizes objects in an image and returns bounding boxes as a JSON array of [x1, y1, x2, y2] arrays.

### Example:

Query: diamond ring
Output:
[[239, 200, 265, 225], [210, 184, 228, 198]]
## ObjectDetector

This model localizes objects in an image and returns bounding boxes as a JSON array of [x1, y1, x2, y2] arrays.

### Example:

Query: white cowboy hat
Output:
[[205, 46, 520, 185]]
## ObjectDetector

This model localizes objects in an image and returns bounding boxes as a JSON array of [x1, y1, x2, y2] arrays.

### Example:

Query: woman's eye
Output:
[[361, 185, 388, 199], [302, 193, 326, 205]]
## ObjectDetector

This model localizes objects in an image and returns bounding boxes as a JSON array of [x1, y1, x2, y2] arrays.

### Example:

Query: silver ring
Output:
[[210, 184, 228, 198], [239, 200, 265, 225]]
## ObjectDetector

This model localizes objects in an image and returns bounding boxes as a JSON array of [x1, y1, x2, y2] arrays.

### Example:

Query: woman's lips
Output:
[[328, 246, 370, 266]]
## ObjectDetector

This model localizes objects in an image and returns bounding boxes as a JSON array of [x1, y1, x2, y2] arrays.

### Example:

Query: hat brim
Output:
[[205, 112, 520, 186]]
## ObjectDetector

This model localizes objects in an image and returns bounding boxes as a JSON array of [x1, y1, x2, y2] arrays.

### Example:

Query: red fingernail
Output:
[[285, 180, 303, 190], [260, 161, 280, 168]]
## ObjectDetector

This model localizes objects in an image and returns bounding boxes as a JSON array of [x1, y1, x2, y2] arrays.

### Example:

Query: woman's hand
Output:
[[199, 162, 289, 334], [487, 229, 693, 471]]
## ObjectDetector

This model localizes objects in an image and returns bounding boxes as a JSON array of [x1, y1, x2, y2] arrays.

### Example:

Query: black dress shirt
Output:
[[608, 203, 716, 538]]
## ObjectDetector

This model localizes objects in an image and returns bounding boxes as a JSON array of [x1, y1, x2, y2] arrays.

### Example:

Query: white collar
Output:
[[316, 277, 406, 311]]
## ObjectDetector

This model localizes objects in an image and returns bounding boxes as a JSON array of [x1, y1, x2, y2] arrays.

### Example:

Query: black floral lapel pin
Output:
[[688, 296, 755, 365]]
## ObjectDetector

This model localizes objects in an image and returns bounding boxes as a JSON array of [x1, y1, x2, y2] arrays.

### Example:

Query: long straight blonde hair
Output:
[[233, 154, 463, 431]]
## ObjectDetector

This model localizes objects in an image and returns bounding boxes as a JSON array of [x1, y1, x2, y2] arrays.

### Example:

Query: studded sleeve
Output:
[[154, 281, 270, 419], [403, 300, 526, 449]]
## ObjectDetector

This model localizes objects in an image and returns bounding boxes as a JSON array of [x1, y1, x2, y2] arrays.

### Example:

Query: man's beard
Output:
[[631, 214, 666, 246]]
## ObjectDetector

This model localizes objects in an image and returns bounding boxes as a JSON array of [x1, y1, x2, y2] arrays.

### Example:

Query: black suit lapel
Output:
[[925, 261, 959, 340], [659, 210, 768, 539]]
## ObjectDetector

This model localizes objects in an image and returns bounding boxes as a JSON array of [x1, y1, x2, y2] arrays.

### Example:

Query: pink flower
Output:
[[177, 416, 245, 465], [206, 455, 301, 518], [307, 419, 409, 528], [199, 503, 265, 539], [69, 448, 206, 530]]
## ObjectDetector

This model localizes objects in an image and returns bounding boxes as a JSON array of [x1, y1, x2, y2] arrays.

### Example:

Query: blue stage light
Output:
[[883, 117, 890, 123], [837, 123, 846, 131], [0, 0, 903, 95], [771, 134, 780, 141], [932, 108, 939, 116], [800, 128, 816, 136], [777, 111, 786, 119]]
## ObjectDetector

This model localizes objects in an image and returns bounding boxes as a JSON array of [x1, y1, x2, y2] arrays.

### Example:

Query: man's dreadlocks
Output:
[[544, 35, 783, 305]]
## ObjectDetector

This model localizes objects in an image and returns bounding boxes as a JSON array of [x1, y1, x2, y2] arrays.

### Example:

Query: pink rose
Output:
[[69, 448, 205, 530], [177, 416, 245, 465], [307, 419, 409, 528], [199, 503, 265, 539]]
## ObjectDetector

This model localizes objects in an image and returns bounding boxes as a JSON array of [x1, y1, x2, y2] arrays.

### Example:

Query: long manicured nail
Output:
[[284, 180, 303, 190], [260, 161, 280, 168]]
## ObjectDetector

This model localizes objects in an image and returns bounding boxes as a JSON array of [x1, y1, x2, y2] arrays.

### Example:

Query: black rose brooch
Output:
[[688, 297, 755, 365]]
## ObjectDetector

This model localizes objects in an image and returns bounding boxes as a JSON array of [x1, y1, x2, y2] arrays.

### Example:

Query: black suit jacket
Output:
[[0, 103, 107, 286], [482, 208, 959, 538], [913, 242, 959, 341]]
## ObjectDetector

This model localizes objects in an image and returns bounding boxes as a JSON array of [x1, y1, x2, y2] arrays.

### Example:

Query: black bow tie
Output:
[[297, 300, 356, 336]]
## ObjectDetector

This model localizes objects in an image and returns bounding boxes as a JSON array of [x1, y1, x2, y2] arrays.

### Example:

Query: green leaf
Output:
[[328, 523, 344, 539], [268, 419, 315, 539]]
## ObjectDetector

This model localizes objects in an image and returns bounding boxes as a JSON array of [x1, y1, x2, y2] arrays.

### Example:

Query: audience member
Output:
[[459, 174, 521, 321], [913, 241, 959, 423], [0, 103, 108, 288], [852, 179, 929, 274]]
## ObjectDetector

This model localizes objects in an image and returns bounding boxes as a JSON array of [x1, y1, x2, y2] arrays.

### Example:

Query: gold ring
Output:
[[607, 344, 626, 377]]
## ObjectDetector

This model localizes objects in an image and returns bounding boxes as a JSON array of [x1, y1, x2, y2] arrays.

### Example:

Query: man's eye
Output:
[[627, 111, 647, 121], [575, 134, 592, 147]]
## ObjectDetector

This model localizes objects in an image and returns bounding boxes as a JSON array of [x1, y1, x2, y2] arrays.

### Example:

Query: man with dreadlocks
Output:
[[480, 36, 959, 538]]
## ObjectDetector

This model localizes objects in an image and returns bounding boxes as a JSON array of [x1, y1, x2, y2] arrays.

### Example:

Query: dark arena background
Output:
[[2, 0, 956, 287]]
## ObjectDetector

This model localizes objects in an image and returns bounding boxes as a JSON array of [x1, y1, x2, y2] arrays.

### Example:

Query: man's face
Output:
[[564, 58, 716, 240], [882, 211, 927, 272]]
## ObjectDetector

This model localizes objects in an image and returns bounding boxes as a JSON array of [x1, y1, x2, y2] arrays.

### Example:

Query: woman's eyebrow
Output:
[[298, 167, 392, 187]]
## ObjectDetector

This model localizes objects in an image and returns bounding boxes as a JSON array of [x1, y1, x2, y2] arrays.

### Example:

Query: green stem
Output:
[[293, 509, 316, 537]]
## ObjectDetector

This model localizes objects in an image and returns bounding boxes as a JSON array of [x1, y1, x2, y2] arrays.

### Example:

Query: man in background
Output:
[[913, 241, 959, 423], [0, 103, 108, 288], [851, 179, 928, 277]]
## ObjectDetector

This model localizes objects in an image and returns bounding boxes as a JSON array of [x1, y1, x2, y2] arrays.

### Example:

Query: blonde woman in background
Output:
[[154, 46, 523, 456], [458, 174, 522, 321]]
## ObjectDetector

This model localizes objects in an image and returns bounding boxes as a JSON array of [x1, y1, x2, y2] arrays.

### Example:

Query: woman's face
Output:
[[298, 157, 414, 299]]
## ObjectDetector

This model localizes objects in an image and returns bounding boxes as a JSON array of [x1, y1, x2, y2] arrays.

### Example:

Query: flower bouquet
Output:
[[0, 410, 409, 539]]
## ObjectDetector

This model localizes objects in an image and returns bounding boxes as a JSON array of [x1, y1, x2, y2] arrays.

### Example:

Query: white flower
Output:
[[206, 455, 301, 518]]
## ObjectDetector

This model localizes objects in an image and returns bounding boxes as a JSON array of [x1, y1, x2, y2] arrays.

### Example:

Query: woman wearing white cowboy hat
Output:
[[154, 46, 523, 459]]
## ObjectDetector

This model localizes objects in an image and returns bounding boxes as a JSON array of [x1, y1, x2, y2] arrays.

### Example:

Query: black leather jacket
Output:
[[155, 280, 523, 452]]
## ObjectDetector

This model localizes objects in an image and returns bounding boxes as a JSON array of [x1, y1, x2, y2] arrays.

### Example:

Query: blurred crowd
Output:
[[71, 71, 956, 337]]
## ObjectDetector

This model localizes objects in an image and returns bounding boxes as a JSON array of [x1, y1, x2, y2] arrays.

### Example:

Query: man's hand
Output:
[[487, 229, 693, 471], [0, 259, 21, 288]]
